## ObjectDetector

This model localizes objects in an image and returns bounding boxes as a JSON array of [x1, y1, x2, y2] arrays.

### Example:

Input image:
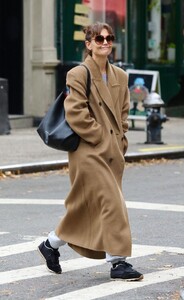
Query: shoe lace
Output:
[[48, 249, 60, 263], [53, 250, 60, 260], [123, 262, 133, 268], [113, 261, 133, 269]]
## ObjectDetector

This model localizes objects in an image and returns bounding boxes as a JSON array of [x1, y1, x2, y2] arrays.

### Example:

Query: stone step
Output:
[[9, 115, 34, 129]]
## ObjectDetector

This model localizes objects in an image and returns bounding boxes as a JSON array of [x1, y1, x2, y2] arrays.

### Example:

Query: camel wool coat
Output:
[[55, 55, 132, 259]]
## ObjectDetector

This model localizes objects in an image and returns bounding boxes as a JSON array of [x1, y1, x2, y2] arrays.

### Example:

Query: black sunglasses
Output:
[[93, 34, 115, 45]]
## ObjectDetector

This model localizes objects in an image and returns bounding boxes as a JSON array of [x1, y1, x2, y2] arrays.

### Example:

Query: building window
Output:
[[147, 0, 176, 63]]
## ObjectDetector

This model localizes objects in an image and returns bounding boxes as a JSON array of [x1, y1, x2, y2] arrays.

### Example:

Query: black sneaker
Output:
[[110, 261, 143, 281], [38, 241, 62, 274]]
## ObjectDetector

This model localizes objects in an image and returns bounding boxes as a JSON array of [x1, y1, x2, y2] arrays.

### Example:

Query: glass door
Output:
[[147, 0, 177, 64]]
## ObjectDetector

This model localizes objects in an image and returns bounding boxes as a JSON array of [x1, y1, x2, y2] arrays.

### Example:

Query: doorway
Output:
[[0, 0, 23, 114]]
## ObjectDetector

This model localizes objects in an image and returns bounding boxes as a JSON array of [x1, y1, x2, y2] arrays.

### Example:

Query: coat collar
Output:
[[84, 56, 121, 130]]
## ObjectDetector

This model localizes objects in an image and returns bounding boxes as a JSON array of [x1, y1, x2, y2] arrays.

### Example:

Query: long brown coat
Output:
[[55, 55, 132, 259]]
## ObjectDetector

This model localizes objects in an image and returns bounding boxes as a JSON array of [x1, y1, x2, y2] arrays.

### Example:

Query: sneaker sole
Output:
[[37, 247, 62, 274], [111, 274, 144, 281]]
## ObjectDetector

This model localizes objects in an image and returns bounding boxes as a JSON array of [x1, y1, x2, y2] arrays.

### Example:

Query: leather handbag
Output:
[[37, 65, 91, 151]]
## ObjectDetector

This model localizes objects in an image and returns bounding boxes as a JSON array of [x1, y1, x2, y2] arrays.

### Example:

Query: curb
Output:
[[125, 149, 184, 162], [1, 150, 184, 175], [0, 160, 68, 175]]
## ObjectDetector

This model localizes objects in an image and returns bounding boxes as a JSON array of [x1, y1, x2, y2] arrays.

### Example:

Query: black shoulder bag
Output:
[[37, 65, 91, 152]]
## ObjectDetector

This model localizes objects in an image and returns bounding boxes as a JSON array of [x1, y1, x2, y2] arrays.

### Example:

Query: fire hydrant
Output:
[[143, 92, 168, 144]]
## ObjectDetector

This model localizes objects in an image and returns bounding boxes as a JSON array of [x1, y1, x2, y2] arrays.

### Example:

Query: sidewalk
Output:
[[0, 117, 184, 173]]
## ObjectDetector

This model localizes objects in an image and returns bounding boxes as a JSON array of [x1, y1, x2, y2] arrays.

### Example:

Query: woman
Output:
[[38, 22, 143, 281]]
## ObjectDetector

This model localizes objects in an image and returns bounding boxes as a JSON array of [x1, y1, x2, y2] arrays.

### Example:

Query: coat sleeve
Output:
[[113, 66, 130, 133], [64, 67, 103, 145], [120, 72, 130, 154], [121, 86, 130, 133]]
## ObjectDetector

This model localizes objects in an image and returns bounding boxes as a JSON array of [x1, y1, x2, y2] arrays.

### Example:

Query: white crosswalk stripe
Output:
[[0, 238, 183, 259], [0, 198, 183, 212], [0, 236, 44, 257]]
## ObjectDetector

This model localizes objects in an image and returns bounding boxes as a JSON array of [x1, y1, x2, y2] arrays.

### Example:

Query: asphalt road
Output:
[[0, 159, 184, 300]]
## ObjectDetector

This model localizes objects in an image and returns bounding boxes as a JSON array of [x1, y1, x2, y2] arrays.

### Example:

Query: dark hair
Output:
[[83, 22, 114, 56]]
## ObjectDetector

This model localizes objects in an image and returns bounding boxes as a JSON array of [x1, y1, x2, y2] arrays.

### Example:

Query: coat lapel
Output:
[[90, 61, 121, 131]]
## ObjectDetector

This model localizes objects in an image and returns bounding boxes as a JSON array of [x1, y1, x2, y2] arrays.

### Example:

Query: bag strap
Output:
[[80, 64, 91, 99]]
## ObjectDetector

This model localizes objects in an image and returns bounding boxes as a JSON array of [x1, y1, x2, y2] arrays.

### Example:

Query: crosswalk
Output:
[[45, 268, 184, 300], [0, 198, 184, 299], [0, 233, 183, 295]]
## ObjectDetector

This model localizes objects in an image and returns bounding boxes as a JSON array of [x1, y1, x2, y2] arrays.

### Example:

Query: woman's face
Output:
[[86, 28, 113, 59]]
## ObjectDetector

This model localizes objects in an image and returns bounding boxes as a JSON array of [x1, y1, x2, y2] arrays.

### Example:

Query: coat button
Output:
[[99, 102, 102, 106], [109, 158, 113, 163], [110, 129, 113, 134]]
